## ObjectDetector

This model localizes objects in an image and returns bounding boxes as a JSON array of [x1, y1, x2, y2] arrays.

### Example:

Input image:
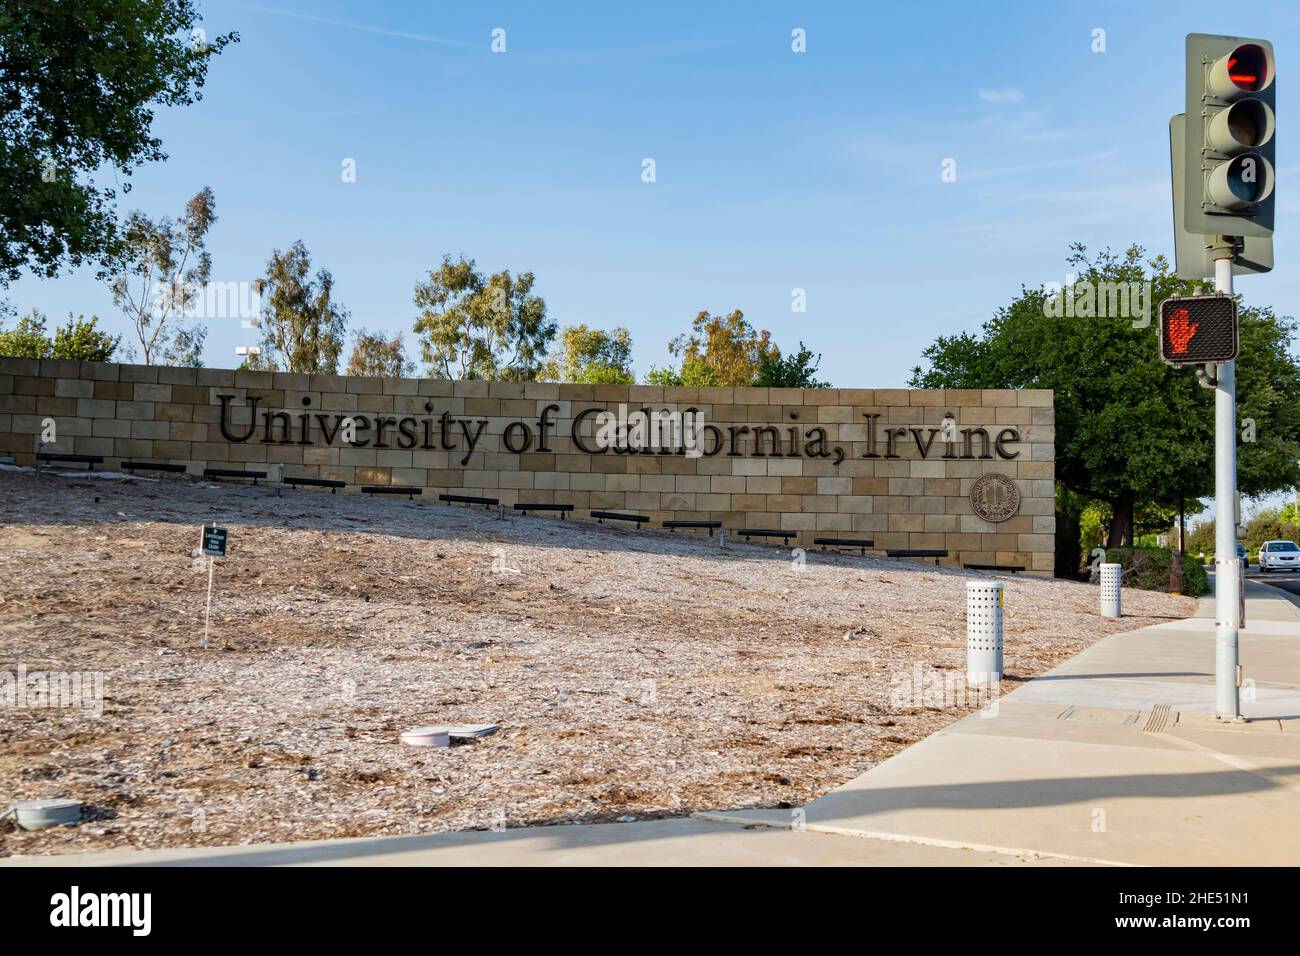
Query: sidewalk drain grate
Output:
[[1143, 703, 1172, 734], [1057, 706, 1142, 725]]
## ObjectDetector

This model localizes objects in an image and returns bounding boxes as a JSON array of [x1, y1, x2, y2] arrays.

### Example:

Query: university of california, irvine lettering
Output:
[[0, 359, 1057, 573]]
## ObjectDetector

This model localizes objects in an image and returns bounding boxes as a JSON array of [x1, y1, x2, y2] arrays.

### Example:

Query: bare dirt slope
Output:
[[0, 470, 1193, 856]]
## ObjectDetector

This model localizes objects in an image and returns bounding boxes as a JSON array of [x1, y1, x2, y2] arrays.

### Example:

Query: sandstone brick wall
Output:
[[0, 358, 1057, 573]]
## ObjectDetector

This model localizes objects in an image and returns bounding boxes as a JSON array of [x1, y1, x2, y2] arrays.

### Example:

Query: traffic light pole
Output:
[[1212, 242, 1242, 720], [1176, 34, 1272, 720]]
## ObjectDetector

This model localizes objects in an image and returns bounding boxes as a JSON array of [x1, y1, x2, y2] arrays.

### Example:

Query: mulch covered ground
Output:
[[0, 469, 1194, 856]]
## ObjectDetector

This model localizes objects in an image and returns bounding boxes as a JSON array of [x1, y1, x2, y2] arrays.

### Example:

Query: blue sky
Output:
[[5, 0, 1299, 395]]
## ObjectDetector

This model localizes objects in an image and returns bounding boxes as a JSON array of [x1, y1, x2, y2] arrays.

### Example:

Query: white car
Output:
[[1258, 540, 1300, 572]]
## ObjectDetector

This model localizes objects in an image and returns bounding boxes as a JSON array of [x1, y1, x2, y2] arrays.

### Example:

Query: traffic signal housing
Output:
[[1158, 294, 1239, 366], [1170, 113, 1273, 277], [1183, 34, 1276, 240]]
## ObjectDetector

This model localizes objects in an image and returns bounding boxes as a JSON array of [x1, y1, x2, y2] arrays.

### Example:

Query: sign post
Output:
[[199, 525, 228, 649], [1167, 32, 1276, 721], [1211, 250, 1242, 720], [1158, 258, 1245, 721], [1157, 285, 1244, 717]]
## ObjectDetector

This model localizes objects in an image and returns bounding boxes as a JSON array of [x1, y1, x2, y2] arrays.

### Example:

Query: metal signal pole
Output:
[[1174, 34, 1276, 721], [1212, 245, 1241, 720]]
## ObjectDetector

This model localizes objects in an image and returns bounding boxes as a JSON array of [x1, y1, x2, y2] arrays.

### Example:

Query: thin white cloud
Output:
[[958, 109, 1080, 143], [977, 88, 1024, 104], [229, 3, 478, 48], [958, 149, 1119, 181], [1017, 128, 1083, 143], [527, 39, 726, 66], [959, 109, 1041, 132], [1001, 180, 1167, 205]]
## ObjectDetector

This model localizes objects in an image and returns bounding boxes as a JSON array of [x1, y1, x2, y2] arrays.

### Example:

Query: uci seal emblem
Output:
[[970, 473, 1020, 523]]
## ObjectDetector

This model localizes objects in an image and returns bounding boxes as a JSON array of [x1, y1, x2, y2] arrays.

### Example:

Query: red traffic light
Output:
[[1207, 39, 1276, 102], [1159, 294, 1239, 365], [1226, 44, 1270, 92]]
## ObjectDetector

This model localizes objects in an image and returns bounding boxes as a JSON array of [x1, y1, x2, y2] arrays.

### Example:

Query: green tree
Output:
[[0, 309, 51, 358], [346, 329, 414, 378], [1187, 520, 1216, 559], [109, 187, 215, 365], [251, 241, 347, 374], [0, 2, 236, 284], [648, 310, 778, 388], [539, 324, 634, 384], [644, 356, 721, 388], [641, 365, 679, 386], [757, 341, 829, 388], [413, 255, 555, 381], [1236, 304, 1300, 498], [909, 244, 1300, 546], [0, 309, 119, 360], [52, 314, 120, 361], [1281, 499, 1300, 526], [1241, 508, 1300, 556]]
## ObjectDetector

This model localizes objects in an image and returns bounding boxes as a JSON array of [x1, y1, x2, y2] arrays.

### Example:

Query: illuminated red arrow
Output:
[[1169, 308, 1199, 355], [1227, 56, 1258, 85]]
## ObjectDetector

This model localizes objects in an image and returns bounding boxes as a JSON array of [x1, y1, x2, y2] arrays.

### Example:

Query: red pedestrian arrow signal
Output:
[[1159, 295, 1238, 365]]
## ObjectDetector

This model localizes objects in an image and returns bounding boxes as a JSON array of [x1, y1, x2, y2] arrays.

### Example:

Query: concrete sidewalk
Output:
[[698, 578, 1300, 866], [7, 580, 1300, 867]]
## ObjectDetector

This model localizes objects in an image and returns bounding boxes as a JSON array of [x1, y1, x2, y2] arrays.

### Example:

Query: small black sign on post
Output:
[[198, 524, 229, 648], [201, 525, 228, 558]]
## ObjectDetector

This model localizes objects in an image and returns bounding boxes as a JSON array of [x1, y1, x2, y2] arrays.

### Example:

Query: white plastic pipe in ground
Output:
[[966, 581, 1004, 685], [1099, 562, 1122, 618]]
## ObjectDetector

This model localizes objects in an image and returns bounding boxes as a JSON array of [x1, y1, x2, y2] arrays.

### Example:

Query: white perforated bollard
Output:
[[966, 581, 1004, 685], [1100, 562, 1122, 618]]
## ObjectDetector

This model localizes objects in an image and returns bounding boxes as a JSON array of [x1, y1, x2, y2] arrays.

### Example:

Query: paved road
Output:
[[1246, 566, 1300, 599]]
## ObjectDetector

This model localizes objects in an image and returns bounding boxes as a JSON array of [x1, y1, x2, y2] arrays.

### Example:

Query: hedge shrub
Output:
[[1103, 546, 1209, 598]]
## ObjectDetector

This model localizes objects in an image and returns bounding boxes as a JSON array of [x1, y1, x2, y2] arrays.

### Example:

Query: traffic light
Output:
[[1158, 294, 1239, 366], [1170, 113, 1272, 278], [1182, 34, 1276, 241]]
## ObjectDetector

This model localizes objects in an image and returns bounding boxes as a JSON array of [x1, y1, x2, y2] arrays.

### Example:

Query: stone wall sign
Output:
[[0, 358, 1058, 573]]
